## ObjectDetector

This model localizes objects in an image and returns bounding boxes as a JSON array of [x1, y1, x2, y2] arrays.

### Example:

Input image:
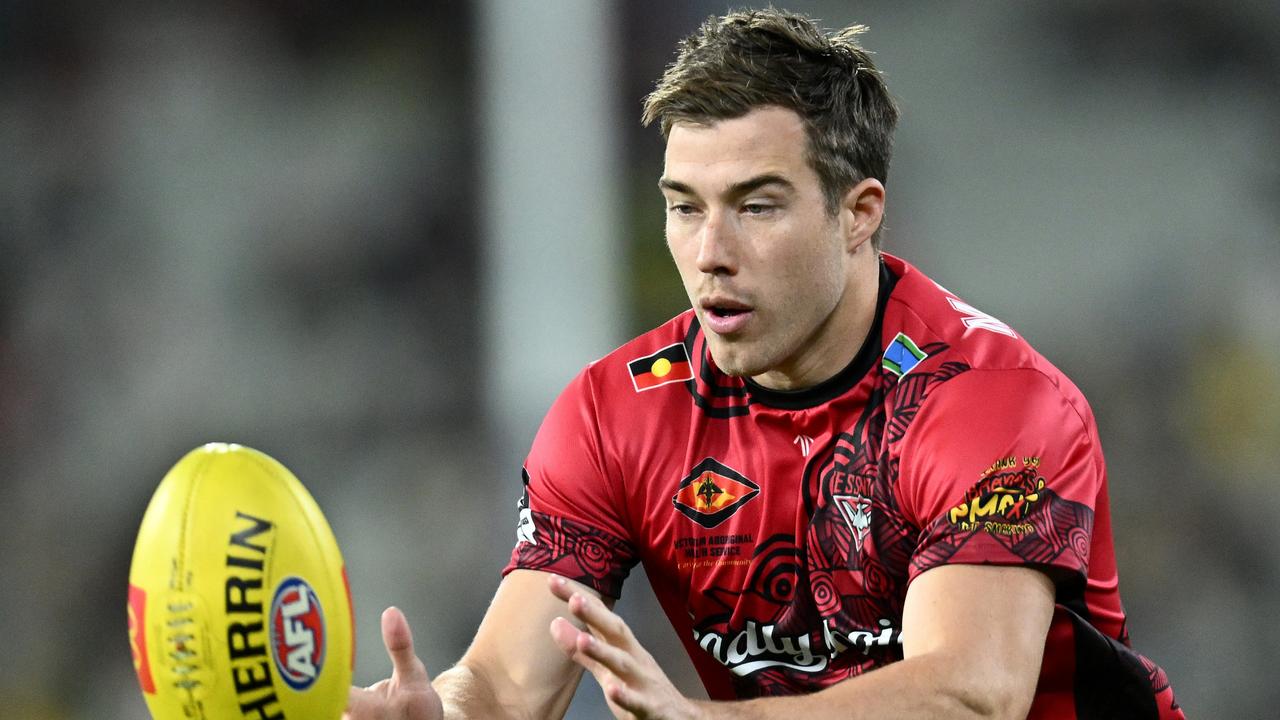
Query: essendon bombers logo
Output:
[[672, 458, 760, 529], [833, 494, 873, 553], [269, 576, 326, 691]]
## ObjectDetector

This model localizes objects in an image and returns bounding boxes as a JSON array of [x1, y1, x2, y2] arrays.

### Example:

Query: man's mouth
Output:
[[700, 298, 755, 335]]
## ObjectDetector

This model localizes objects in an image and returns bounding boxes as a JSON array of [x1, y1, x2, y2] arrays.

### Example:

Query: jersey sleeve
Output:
[[897, 367, 1102, 589], [502, 367, 639, 599]]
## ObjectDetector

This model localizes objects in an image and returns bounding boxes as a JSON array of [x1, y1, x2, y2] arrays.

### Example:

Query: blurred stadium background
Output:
[[2, 0, 1277, 717]]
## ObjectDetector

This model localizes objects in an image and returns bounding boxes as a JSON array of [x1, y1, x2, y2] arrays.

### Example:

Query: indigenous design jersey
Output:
[[504, 254, 1182, 719]]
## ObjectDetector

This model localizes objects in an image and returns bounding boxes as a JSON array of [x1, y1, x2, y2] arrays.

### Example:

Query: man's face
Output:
[[660, 106, 856, 387]]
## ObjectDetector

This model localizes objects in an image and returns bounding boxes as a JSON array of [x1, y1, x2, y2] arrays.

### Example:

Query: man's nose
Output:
[[695, 211, 738, 275]]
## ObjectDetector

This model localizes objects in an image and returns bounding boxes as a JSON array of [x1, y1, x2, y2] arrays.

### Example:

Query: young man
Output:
[[346, 9, 1182, 720]]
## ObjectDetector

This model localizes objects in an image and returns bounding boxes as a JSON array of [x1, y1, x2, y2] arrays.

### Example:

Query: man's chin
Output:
[[704, 343, 766, 378]]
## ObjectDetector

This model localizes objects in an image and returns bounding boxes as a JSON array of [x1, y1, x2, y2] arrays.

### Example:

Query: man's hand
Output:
[[548, 575, 702, 720], [344, 607, 444, 720]]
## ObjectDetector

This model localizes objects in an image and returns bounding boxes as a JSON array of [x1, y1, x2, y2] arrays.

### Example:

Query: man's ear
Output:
[[841, 177, 885, 253]]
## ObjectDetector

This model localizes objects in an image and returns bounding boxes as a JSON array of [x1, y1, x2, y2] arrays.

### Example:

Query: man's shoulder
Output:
[[575, 310, 699, 401], [531, 311, 700, 474], [881, 254, 1086, 405]]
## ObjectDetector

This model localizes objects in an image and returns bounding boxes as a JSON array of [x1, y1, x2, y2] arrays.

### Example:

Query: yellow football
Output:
[[128, 443, 354, 720]]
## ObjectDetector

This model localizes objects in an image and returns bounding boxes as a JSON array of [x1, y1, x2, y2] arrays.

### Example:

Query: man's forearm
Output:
[[434, 663, 519, 720], [434, 661, 579, 720], [694, 653, 1029, 720]]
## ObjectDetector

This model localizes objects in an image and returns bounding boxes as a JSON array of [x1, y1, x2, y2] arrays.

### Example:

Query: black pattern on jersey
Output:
[[681, 321, 751, 418], [1141, 653, 1174, 699], [884, 353, 967, 443], [696, 534, 801, 627], [510, 511, 636, 599], [690, 348, 974, 697]]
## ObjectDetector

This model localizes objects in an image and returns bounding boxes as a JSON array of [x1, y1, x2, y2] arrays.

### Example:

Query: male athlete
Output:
[[345, 9, 1182, 720]]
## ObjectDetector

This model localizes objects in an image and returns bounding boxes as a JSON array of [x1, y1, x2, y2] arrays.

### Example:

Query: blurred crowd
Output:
[[1, 1, 1277, 717]]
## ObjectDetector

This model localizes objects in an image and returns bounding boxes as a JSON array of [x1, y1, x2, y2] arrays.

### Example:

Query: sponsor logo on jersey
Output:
[[674, 533, 753, 570], [127, 584, 156, 694], [946, 297, 1017, 338], [823, 617, 903, 658], [948, 456, 1045, 536], [516, 469, 538, 545], [693, 620, 827, 676], [628, 342, 694, 392], [881, 332, 928, 377], [793, 434, 814, 457], [833, 494, 873, 552], [269, 576, 327, 691], [693, 614, 906, 677], [672, 458, 760, 529]]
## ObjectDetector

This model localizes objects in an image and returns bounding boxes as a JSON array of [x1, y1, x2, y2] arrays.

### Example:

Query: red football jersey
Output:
[[505, 253, 1182, 719]]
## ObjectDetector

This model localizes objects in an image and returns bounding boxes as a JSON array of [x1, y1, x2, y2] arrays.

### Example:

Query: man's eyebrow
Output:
[[658, 174, 795, 197], [726, 174, 795, 196], [658, 177, 694, 194]]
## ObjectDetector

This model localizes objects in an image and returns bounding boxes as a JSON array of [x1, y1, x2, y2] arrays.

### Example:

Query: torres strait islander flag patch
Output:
[[628, 342, 694, 392], [881, 332, 928, 378]]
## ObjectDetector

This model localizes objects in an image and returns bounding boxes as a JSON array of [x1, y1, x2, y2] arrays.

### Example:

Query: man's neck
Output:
[[750, 252, 881, 391]]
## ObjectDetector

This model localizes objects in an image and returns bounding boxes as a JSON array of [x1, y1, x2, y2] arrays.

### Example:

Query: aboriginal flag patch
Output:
[[672, 458, 760, 529], [628, 342, 694, 392]]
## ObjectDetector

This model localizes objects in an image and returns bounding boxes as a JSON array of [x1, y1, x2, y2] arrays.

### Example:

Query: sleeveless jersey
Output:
[[504, 253, 1182, 719]]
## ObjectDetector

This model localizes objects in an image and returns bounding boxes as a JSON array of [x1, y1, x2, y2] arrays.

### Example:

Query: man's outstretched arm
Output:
[[550, 563, 1055, 720], [346, 569, 603, 720]]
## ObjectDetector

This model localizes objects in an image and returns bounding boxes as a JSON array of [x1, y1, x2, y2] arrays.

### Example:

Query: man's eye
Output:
[[668, 204, 697, 216], [742, 202, 774, 215]]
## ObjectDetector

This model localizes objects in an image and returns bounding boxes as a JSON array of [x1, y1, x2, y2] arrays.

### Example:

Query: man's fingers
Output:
[[551, 613, 636, 683], [549, 616, 612, 679], [346, 678, 443, 720], [547, 575, 632, 645], [547, 573, 578, 603], [603, 680, 644, 714], [575, 628, 636, 679], [381, 606, 431, 688], [549, 615, 602, 672], [345, 609, 443, 720], [344, 686, 375, 718], [549, 615, 580, 656], [381, 606, 417, 668], [565, 588, 632, 646]]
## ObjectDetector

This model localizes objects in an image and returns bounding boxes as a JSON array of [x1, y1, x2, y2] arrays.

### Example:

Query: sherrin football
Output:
[[128, 443, 354, 720]]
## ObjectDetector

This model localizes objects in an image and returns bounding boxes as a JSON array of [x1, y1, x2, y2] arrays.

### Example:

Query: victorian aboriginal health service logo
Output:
[[269, 576, 327, 691], [673, 458, 761, 529]]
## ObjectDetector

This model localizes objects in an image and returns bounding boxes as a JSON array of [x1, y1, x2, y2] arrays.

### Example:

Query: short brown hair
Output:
[[643, 8, 899, 229]]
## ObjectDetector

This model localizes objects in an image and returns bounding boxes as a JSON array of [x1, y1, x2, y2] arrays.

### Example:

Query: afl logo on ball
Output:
[[269, 576, 326, 691]]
